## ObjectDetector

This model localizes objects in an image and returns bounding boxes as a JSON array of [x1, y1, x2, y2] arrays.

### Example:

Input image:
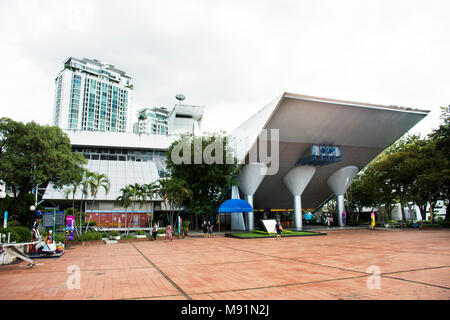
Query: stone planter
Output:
[[65, 240, 104, 247], [136, 235, 146, 239], [117, 238, 149, 243]]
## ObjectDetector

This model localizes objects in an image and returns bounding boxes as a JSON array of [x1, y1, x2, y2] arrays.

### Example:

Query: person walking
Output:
[[152, 223, 158, 241], [275, 220, 283, 240], [202, 220, 208, 238], [207, 221, 213, 238], [165, 224, 173, 242]]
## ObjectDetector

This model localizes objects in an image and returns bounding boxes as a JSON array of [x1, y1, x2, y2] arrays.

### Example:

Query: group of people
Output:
[[322, 215, 333, 228], [150, 220, 214, 241], [201, 220, 214, 238], [151, 223, 173, 242]]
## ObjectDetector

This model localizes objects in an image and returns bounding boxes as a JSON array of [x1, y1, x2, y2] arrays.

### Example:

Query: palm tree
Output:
[[117, 185, 133, 232], [79, 170, 93, 233], [142, 182, 158, 228], [64, 168, 92, 234], [64, 168, 85, 211], [87, 172, 110, 229]]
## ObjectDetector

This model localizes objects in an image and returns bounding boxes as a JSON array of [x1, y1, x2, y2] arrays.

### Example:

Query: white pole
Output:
[[294, 195, 302, 231]]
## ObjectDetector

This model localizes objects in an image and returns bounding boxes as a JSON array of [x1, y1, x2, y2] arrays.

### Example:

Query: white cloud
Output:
[[0, 0, 448, 136]]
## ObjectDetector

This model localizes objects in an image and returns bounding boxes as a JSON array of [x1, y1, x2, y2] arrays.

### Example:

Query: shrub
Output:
[[0, 226, 32, 243], [157, 229, 166, 234], [121, 235, 137, 239], [55, 232, 66, 243], [440, 221, 450, 228], [422, 223, 440, 228], [136, 230, 146, 236], [74, 232, 103, 241], [182, 220, 190, 229], [6, 220, 21, 227], [110, 230, 120, 237]]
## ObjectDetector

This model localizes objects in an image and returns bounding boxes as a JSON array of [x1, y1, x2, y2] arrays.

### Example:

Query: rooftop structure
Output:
[[133, 106, 170, 135]]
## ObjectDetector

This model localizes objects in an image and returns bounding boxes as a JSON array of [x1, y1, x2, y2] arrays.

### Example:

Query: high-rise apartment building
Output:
[[133, 107, 170, 135], [53, 57, 133, 132]]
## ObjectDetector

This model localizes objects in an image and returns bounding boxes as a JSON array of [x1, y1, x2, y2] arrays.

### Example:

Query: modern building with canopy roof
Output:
[[230, 92, 429, 231], [42, 88, 429, 231]]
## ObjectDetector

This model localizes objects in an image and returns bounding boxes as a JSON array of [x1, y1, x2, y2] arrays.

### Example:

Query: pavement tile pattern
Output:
[[0, 229, 449, 300]]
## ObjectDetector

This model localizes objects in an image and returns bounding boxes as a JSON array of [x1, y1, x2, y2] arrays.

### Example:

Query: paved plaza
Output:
[[0, 229, 449, 300]]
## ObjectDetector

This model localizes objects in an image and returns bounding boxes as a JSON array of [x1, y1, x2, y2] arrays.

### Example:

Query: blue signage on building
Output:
[[296, 144, 343, 167]]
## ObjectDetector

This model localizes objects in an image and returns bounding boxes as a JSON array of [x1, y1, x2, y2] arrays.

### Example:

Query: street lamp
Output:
[[30, 205, 36, 212]]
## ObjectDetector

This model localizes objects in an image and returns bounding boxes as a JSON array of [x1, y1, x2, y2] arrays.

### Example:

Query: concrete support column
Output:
[[231, 185, 246, 231], [293, 195, 302, 231], [238, 163, 267, 233], [336, 194, 344, 227], [247, 195, 254, 232], [283, 166, 316, 231], [327, 166, 359, 227]]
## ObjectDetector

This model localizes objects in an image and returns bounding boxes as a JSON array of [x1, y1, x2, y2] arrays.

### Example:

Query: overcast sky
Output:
[[0, 0, 448, 136]]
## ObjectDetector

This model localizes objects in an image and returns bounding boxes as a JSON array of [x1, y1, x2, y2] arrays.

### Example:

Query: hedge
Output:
[[0, 226, 32, 243]]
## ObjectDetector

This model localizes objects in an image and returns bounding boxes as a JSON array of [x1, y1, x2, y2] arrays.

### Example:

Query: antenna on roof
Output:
[[175, 94, 185, 105]]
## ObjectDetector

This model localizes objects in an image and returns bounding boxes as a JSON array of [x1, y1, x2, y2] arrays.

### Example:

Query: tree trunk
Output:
[[429, 201, 435, 223], [418, 205, 426, 220], [406, 202, 414, 222], [444, 201, 450, 221], [400, 202, 406, 222]]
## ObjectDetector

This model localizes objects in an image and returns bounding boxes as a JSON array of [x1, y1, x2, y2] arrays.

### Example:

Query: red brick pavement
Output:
[[0, 229, 449, 300]]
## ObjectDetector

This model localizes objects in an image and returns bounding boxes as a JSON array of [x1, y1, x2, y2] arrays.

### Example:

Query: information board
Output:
[[54, 211, 65, 226], [43, 212, 54, 227], [262, 219, 277, 233], [43, 211, 65, 227]]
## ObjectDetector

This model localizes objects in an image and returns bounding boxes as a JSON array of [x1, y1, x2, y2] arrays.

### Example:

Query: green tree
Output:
[[165, 132, 239, 220], [0, 118, 86, 225], [156, 178, 191, 228], [429, 106, 450, 220]]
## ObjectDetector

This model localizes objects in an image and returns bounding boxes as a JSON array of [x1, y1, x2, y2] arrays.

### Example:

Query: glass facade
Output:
[[55, 57, 132, 132], [79, 77, 130, 132], [68, 74, 81, 129], [73, 146, 167, 164], [53, 75, 63, 126], [133, 107, 169, 135]]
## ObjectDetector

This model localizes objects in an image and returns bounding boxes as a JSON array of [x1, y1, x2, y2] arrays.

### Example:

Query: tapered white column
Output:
[[283, 166, 316, 231], [293, 195, 302, 230], [246, 195, 254, 231], [327, 166, 358, 227], [231, 185, 246, 231], [238, 163, 267, 232]]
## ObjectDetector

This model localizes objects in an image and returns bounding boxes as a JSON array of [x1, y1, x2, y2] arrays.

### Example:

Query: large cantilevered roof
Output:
[[231, 92, 429, 210]]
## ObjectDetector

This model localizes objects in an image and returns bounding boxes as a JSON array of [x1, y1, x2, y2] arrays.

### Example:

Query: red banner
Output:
[[86, 212, 152, 228]]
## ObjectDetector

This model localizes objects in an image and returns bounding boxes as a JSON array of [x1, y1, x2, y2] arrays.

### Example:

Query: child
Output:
[[152, 223, 158, 241], [165, 224, 173, 242], [275, 220, 283, 240], [208, 223, 213, 238]]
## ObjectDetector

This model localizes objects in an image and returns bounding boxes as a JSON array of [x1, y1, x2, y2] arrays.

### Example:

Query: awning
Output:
[[218, 199, 253, 213]]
